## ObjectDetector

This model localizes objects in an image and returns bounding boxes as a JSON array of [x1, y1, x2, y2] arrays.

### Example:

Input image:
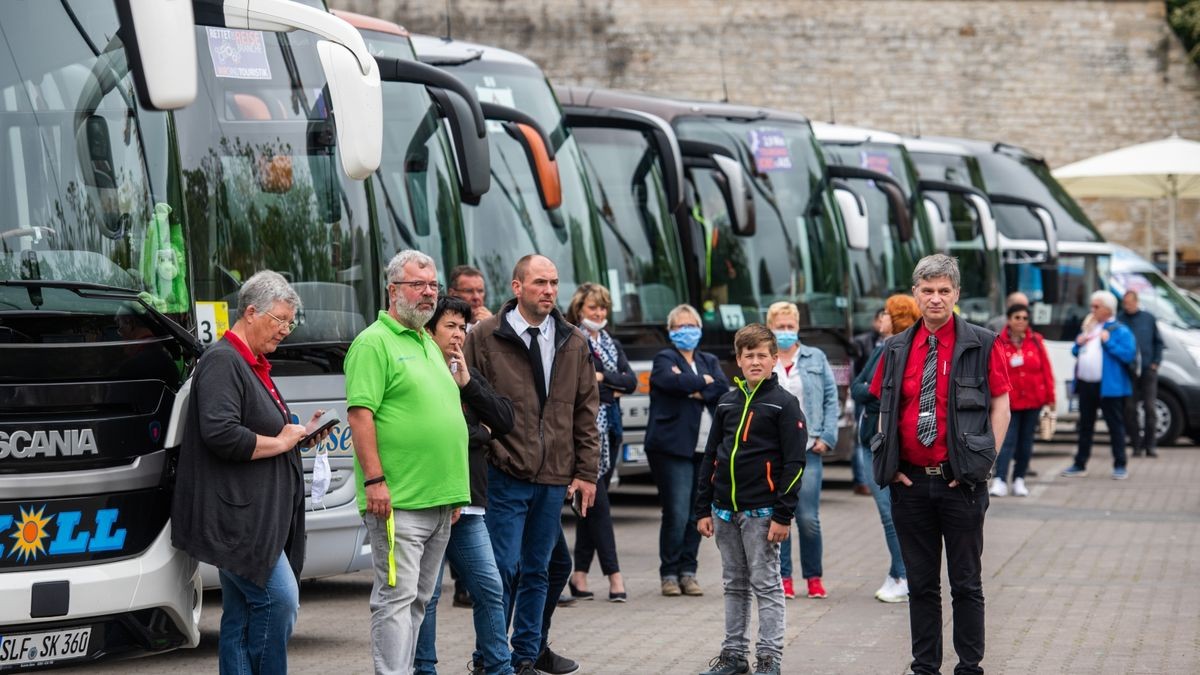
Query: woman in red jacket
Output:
[[991, 304, 1056, 497]]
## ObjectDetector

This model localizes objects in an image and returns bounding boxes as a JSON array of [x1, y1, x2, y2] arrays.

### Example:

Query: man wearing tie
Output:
[[869, 254, 1011, 675], [464, 254, 600, 675]]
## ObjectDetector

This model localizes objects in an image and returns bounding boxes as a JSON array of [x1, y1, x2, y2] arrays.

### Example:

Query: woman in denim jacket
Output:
[[766, 301, 839, 600]]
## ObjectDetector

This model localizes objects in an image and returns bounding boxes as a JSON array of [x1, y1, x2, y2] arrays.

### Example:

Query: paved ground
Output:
[[62, 440, 1200, 674]]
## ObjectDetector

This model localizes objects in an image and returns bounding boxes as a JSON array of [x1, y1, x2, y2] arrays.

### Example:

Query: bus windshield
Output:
[[432, 60, 599, 305], [1004, 251, 1110, 341], [177, 27, 377, 367], [674, 116, 846, 330], [573, 125, 686, 327], [360, 29, 465, 273], [909, 150, 1000, 324], [978, 151, 1101, 243], [0, 1, 191, 338], [822, 141, 929, 331]]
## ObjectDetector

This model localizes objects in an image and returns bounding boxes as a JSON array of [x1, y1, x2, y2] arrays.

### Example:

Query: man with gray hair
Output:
[[345, 250, 471, 674], [1062, 290, 1137, 479], [869, 253, 1011, 675]]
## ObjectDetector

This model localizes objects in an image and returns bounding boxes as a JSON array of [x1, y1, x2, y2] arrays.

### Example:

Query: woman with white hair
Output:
[[1061, 291, 1137, 480], [172, 270, 330, 674]]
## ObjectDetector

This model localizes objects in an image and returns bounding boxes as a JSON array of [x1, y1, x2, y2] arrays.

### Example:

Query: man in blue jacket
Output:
[[1063, 291, 1138, 480], [1118, 291, 1164, 458]]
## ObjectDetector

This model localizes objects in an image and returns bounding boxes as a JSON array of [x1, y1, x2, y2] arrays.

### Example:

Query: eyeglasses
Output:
[[391, 279, 441, 293], [263, 310, 297, 332]]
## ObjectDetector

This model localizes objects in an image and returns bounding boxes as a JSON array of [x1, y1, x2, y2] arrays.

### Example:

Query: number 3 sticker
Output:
[[194, 301, 230, 345]]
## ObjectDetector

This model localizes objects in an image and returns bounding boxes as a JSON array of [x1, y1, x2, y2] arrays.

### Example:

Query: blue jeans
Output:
[[870, 478, 906, 580], [995, 408, 1039, 482], [218, 552, 299, 675], [851, 438, 871, 486], [414, 515, 513, 675], [647, 451, 703, 581], [485, 465, 567, 665], [779, 450, 822, 580]]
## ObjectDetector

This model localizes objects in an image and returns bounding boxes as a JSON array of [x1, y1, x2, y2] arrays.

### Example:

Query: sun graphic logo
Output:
[[9, 505, 53, 564]]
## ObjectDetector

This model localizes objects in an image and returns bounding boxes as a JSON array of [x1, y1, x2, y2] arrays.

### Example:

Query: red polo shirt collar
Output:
[[223, 330, 285, 410]]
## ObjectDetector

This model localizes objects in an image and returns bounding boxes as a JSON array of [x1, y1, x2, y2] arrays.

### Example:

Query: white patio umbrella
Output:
[[1052, 134, 1200, 279]]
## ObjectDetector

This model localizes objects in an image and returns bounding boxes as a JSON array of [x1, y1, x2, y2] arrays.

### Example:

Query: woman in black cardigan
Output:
[[171, 271, 328, 675]]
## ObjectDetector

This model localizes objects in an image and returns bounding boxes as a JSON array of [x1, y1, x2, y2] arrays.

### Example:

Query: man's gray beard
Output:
[[396, 302, 434, 330]]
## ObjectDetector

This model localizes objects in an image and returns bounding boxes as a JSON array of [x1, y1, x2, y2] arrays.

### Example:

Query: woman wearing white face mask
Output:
[[564, 283, 637, 602], [766, 301, 839, 601]]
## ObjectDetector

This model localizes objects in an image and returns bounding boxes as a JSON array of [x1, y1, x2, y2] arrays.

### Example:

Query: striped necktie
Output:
[[916, 334, 938, 447]]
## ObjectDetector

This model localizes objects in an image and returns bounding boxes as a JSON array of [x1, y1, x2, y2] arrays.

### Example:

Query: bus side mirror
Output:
[[827, 164, 912, 242], [712, 154, 755, 237], [923, 197, 949, 251], [504, 122, 562, 211], [834, 186, 869, 250], [116, 0, 198, 110], [316, 41, 382, 180], [426, 87, 492, 203]]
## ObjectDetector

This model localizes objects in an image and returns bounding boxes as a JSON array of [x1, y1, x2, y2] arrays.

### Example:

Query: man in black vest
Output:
[[869, 254, 1011, 675]]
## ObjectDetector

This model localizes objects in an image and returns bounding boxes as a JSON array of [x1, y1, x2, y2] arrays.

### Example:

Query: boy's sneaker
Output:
[[469, 657, 484, 675], [781, 577, 795, 599], [535, 645, 579, 675], [680, 575, 704, 596], [1113, 467, 1129, 480], [513, 660, 540, 675], [806, 577, 827, 598], [1011, 477, 1030, 497], [1061, 466, 1088, 477], [875, 576, 908, 603], [700, 649, 749, 675], [661, 578, 682, 596], [752, 654, 781, 675], [989, 478, 1008, 497]]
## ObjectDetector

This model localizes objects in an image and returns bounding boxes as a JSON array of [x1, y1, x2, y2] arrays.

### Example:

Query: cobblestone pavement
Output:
[[61, 441, 1200, 674]]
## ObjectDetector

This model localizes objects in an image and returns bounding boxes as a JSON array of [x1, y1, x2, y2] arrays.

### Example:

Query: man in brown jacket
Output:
[[464, 254, 600, 675]]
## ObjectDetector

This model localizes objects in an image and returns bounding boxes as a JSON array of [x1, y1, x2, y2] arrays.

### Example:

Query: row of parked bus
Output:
[[2, 0, 1199, 669]]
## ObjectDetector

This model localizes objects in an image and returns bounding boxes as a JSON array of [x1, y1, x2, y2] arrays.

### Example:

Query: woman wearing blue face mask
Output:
[[645, 304, 730, 597], [766, 301, 839, 601]]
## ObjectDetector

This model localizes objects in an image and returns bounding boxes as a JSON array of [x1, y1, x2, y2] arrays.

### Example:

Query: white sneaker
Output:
[[989, 478, 1008, 497], [876, 576, 908, 603], [1011, 477, 1029, 497]]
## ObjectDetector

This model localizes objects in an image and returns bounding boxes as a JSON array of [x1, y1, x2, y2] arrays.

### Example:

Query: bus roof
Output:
[[901, 136, 973, 156], [811, 121, 903, 145], [330, 10, 409, 38], [409, 33, 540, 69], [557, 86, 810, 126]]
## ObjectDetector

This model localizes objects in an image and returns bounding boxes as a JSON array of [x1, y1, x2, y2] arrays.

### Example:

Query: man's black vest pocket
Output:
[[959, 431, 997, 483]]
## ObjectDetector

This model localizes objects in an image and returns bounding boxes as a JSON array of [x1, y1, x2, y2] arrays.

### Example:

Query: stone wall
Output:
[[332, 0, 1200, 278]]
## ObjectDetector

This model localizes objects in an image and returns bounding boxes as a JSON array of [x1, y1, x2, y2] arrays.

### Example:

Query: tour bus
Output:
[[812, 123, 942, 334], [908, 135, 1115, 434], [547, 89, 909, 461], [187, 6, 499, 588], [0, 0, 383, 667], [556, 87, 699, 477], [1107, 245, 1200, 446], [409, 34, 604, 312]]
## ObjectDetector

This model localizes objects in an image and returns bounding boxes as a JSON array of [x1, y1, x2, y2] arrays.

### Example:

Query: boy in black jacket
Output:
[[695, 324, 807, 675]]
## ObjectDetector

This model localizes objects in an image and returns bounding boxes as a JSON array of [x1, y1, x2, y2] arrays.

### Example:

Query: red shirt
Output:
[[223, 330, 286, 412], [997, 327, 1055, 412], [870, 320, 1011, 466]]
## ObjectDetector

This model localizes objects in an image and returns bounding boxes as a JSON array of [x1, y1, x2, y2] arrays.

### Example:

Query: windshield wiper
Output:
[[0, 279, 202, 358]]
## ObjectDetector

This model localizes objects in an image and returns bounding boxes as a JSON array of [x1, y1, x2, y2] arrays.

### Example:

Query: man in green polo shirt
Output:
[[346, 249, 470, 675]]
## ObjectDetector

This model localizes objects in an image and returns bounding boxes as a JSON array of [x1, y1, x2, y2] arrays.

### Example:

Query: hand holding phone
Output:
[[300, 409, 340, 447]]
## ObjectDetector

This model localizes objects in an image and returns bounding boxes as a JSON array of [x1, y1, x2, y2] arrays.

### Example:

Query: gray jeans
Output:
[[364, 508, 453, 675], [713, 512, 785, 661]]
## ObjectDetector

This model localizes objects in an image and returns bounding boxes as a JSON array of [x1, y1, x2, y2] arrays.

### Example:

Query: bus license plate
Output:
[[0, 627, 91, 666], [623, 443, 646, 463]]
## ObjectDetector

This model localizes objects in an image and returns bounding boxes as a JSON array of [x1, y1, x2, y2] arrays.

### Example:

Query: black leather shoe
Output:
[[453, 587, 473, 608], [535, 645, 579, 674], [568, 581, 594, 600]]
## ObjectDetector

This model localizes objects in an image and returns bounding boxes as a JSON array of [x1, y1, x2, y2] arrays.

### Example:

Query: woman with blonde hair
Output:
[[851, 294, 919, 603], [766, 301, 839, 600]]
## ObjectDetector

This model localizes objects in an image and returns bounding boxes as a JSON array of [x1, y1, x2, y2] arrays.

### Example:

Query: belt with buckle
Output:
[[900, 461, 953, 480]]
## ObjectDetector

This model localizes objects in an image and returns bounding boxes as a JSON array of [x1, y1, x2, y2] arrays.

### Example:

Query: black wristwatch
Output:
[[363, 475, 386, 487]]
